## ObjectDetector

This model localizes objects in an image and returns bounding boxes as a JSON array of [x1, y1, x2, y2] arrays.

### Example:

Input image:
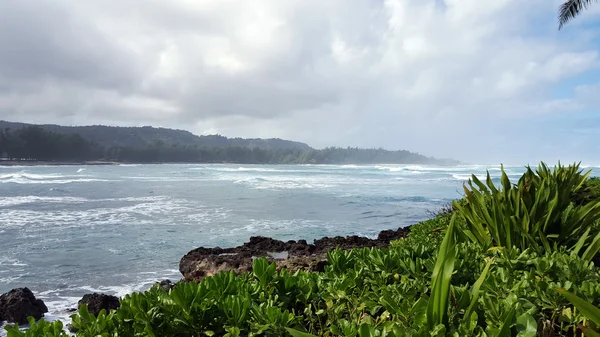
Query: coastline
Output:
[[0, 160, 464, 167]]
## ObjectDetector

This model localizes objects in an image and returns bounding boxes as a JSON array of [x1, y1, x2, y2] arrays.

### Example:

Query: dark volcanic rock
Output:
[[377, 227, 411, 243], [180, 225, 411, 282], [156, 279, 176, 292], [0, 288, 48, 324], [67, 323, 78, 333], [78, 293, 120, 316]]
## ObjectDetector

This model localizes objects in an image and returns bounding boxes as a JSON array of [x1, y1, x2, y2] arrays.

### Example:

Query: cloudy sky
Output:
[[1, 0, 599, 164]]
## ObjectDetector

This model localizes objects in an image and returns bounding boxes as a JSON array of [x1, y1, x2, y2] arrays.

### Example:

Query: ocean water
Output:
[[0, 163, 597, 328]]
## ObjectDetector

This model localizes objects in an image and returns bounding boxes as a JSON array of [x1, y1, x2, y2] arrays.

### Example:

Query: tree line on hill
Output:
[[0, 120, 311, 151], [0, 126, 459, 165]]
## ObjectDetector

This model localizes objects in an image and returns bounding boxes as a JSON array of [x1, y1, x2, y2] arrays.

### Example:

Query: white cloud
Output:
[[0, 0, 599, 163]]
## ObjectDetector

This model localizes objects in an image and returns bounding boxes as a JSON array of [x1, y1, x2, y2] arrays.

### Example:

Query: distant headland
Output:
[[0, 120, 460, 165]]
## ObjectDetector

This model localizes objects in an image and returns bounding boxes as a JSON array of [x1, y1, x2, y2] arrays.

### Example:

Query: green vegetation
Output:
[[556, 288, 600, 335], [0, 125, 458, 165], [5, 162, 600, 336], [454, 163, 600, 259], [0, 120, 311, 151], [558, 0, 597, 30]]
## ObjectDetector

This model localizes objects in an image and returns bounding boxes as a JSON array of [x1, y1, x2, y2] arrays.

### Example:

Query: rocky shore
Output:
[[0, 225, 411, 327], [179, 226, 411, 282]]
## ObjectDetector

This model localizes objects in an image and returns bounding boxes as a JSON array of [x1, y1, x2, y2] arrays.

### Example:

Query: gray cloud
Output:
[[0, 1, 143, 92], [0, 0, 599, 164]]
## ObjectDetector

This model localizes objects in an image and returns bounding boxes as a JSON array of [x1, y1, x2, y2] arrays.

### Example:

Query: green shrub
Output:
[[573, 176, 600, 206], [7, 240, 600, 337], [3, 318, 68, 337], [454, 162, 600, 259]]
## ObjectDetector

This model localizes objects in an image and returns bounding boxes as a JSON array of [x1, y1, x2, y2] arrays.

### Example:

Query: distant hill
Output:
[[0, 120, 460, 165], [0, 121, 311, 151]]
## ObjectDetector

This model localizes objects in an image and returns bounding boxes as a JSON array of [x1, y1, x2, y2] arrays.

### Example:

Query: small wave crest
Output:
[[0, 172, 107, 184], [233, 176, 334, 190], [452, 174, 472, 181], [0, 257, 27, 267], [0, 196, 88, 207]]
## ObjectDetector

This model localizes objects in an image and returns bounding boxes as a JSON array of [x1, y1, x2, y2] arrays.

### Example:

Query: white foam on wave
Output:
[[452, 174, 472, 181], [451, 173, 523, 182], [77, 270, 182, 298], [0, 275, 24, 284], [192, 166, 323, 174], [232, 176, 335, 190], [0, 258, 28, 286], [0, 172, 109, 184], [0, 257, 28, 267], [1, 269, 183, 336], [0, 195, 173, 209], [0, 195, 231, 229], [0, 172, 64, 180], [237, 219, 322, 233], [404, 165, 493, 172], [232, 167, 280, 172], [0, 196, 88, 207], [374, 166, 426, 174]]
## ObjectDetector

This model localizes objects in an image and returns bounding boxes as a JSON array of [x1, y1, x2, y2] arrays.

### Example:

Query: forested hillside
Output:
[[0, 121, 310, 151], [0, 122, 460, 165]]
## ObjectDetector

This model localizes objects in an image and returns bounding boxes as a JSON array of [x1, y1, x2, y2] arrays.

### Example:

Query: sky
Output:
[[0, 0, 599, 165]]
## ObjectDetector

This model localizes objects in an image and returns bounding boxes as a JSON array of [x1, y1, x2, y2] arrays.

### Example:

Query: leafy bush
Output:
[[7, 239, 600, 336], [4, 317, 68, 337], [573, 176, 600, 206], [391, 213, 455, 251], [454, 162, 600, 259]]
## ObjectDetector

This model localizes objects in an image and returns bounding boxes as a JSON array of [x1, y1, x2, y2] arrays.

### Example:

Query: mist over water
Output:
[[1, 163, 598, 326]]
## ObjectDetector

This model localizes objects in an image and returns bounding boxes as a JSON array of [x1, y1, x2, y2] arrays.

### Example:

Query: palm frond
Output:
[[559, 0, 598, 30]]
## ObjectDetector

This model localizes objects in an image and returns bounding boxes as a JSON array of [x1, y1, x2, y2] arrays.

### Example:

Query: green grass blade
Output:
[[465, 257, 493, 330], [572, 227, 591, 256], [583, 230, 600, 262], [427, 214, 458, 329], [581, 327, 600, 337], [556, 288, 600, 326]]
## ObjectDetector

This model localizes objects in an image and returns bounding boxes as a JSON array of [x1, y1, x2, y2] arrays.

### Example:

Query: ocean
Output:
[[0, 163, 596, 328]]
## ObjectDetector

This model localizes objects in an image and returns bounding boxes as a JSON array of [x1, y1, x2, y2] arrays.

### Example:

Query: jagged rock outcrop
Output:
[[179, 226, 410, 282], [78, 293, 120, 316], [0, 288, 48, 324]]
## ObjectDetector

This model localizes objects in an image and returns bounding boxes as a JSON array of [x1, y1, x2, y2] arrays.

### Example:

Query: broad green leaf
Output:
[[516, 313, 537, 337], [285, 327, 318, 337], [359, 323, 376, 337]]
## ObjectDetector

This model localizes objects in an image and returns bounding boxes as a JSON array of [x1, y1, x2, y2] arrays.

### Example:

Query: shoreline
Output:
[[0, 225, 414, 332], [0, 160, 465, 167], [179, 226, 412, 282]]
